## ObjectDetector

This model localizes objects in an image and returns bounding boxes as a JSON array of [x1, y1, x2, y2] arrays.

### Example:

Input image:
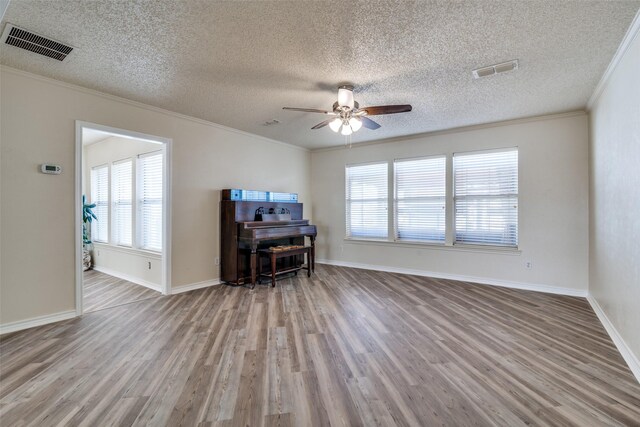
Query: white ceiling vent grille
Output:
[[472, 59, 519, 79], [1, 23, 74, 61]]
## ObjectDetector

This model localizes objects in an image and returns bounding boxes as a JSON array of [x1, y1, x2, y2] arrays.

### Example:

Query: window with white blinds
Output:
[[138, 151, 163, 252], [453, 149, 518, 247], [90, 165, 109, 243], [112, 159, 133, 246], [394, 156, 446, 242], [346, 162, 388, 239]]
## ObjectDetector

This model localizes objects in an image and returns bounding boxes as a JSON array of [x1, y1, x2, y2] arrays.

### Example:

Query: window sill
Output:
[[343, 238, 521, 255], [91, 242, 162, 258]]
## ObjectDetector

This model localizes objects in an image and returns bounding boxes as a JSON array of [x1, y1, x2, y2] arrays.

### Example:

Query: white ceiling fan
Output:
[[283, 85, 412, 136]]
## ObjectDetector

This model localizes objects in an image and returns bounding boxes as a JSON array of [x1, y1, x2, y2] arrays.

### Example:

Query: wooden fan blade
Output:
[[311, 118, 335, 129], [283, 107, 335, 115], [361, 116, 381, 130], [361, 105, 412, 115]]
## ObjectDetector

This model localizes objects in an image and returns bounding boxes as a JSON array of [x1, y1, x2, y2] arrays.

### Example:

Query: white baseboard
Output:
[[316, 259, 588, 297], [0, 310, 77, 335], [171, 278, 221, 294], [587, 295, 640, 383], [92, 265, 163, 293]]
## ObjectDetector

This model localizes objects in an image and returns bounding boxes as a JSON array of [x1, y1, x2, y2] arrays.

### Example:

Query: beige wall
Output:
[[84, 136, 164, 287], [589, 27, 640, 361], [91, 244, 162, 289], [311, 113, 590, 292], [0, 67, 311, 325]]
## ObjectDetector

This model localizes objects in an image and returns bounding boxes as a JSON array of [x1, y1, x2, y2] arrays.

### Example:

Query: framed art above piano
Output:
[[220, 189, 317, 287]]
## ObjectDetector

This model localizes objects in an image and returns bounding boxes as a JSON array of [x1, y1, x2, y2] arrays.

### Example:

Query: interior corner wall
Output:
[[311, 113, 590, 293], [589, 27, 640, 362], [0, 68, 311, 325]]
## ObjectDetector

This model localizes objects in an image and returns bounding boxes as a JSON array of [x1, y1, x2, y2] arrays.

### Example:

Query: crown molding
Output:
[[0, 0, 11, 21], [587, 8, 640, 110], [0, 65, 309, 152], [311, 110, 586, 153]]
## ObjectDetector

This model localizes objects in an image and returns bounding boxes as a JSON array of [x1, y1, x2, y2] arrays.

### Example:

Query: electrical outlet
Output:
[[340, 245, 344, 253], [526, 261, 532, 269], [148, 261, 152, 270], [215, 257, 220, 266]]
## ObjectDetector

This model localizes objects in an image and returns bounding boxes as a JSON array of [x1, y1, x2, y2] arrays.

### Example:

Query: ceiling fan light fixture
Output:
[[282, 84, 411, 137], [337, 86, 354, 109], [349, 117, 362, 132], [329, 117, 342, 132]]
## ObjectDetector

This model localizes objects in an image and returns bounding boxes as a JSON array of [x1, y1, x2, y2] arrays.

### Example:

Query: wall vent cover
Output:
[[1, 23, 74, 61], [472, 59, 519, 79]]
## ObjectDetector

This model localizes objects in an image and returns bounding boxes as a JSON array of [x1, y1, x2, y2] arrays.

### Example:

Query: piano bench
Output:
[[257, 246, 313, 287]]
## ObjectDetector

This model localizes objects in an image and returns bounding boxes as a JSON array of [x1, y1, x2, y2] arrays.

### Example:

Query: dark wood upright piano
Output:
[[220, 189, 317, 287]]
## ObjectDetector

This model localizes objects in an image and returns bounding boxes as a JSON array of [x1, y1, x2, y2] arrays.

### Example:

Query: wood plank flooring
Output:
[[83, 269, 161, 313], [1, 264, 639, 426]]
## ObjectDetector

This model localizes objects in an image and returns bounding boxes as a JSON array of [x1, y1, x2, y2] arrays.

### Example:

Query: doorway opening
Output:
[[75, 122, 171, 314]]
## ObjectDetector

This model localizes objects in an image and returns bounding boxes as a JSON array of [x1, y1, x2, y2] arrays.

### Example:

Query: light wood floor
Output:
[[1, 265, 639, 426], [83, 269, 161, 313]]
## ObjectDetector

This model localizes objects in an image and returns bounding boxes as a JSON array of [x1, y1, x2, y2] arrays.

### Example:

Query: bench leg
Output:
[[310, 237, 315, 273], [271, 254, 277, 287]]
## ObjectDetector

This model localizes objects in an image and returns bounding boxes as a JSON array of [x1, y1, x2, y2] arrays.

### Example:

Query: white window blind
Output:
[[90, 165, 109, 243], [112, 159, 133, 246], [138, 151, 163, 252], [346, 162, 388, 239], [454, 149, 518, 247], [394, 156, 446, 242]]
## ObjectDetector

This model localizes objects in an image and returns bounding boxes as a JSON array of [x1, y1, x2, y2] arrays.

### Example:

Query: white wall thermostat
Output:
[[40, 164, 62, 175]]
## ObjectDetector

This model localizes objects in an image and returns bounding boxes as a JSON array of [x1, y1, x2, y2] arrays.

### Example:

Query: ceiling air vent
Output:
[[472, 59, 519, 79], [1, 23, 74, 61]]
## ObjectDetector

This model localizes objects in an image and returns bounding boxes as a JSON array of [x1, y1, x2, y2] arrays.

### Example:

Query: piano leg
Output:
[[250, 246, 257, 289]]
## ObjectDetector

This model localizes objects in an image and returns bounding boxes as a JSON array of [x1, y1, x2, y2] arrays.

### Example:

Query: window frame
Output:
[[90, 164, 109, 244], [137, 150, 163, 253], [453, 147, 519, 248], [393, 154, 447, 244], [345, 161, 390, 240], [344, 148, 519, 251], [111, 158, 134, 247]]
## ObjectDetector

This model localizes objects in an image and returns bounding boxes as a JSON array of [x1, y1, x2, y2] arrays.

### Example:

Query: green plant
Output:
[[82, 195, 97, 245]]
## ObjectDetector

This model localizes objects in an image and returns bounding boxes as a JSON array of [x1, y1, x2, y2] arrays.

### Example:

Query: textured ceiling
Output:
[[1, 1, 639, 149]]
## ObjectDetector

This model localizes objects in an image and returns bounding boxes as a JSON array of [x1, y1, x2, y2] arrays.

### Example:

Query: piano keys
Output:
[[220, 189, 317, 287]]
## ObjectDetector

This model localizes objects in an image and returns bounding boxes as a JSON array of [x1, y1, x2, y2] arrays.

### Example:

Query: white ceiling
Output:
[[82, 128, 112, 146], [1, 1, 638, 150]]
